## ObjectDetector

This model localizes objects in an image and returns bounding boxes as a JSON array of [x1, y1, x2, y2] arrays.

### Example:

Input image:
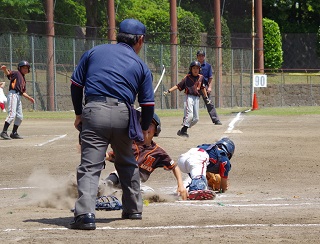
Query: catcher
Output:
[[101, 113, 188, 200], [177, 137, 235, 200], [198, 137, 235, 193]]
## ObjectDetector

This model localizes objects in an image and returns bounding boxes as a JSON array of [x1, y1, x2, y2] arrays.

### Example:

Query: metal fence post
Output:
[[31, 35, 36, 110]]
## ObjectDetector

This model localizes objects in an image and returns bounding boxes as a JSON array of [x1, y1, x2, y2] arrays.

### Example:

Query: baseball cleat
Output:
[[214, 120, 222, 125], [188, 190, 216, 200], [10, 132, 23, 139], [0, 131, 11, 140], [177, 130, 189, 138]]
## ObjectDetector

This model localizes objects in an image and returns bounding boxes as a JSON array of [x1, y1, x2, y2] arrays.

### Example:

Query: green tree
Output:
[[0, 0, 44, 33], [263, 0, 320, 33], [178, 11, 204, 46], [317, 26, 320, 57], [53, 0, 86, 37], [263, 18, 283, 70], [207, 17, 232, 71]]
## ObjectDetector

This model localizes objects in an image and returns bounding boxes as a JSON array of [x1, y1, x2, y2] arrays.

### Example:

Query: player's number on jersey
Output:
[[253, 74, 267, 87]]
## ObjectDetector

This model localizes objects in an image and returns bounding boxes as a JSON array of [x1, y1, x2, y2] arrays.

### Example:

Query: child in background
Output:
[[163, 61, 210, 138]]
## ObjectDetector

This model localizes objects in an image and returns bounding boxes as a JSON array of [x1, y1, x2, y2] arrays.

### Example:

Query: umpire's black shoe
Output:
[[122, 212, 142, 220], [10, 132, 23, 139], [69, 213, 96, 230], [214, 120, 222, 125], [0, 131, 11, 140]]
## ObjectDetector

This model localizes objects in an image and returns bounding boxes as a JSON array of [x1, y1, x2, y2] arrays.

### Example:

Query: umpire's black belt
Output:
[[85, 96, 124, 105]]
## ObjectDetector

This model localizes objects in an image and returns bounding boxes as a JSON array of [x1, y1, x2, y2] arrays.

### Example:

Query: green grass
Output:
[[157, 106, 320, 117], [0, 106, 319, 120], [242, 106, 320, 116]]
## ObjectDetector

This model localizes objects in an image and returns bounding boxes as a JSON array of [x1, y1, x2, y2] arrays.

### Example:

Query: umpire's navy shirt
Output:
[[200, 62, 213, 86], [71, 42, 154, 107]]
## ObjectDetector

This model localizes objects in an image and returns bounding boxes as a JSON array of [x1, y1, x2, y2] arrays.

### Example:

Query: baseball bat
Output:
[[136, 65, 165, 111], [153, 65, 165, 93]]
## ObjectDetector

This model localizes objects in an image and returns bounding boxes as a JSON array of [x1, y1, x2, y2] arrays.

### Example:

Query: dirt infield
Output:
[[0, 112, 320, 243]]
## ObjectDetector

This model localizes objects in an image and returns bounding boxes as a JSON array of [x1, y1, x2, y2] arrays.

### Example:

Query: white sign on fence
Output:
[[253, 74, 267, 87]]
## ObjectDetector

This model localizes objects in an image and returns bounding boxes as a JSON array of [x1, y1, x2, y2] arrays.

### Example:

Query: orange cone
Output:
[[252, 93, 259, 110]]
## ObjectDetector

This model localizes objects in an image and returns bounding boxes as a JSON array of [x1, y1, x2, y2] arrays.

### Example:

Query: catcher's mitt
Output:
[[206, 172, 221, 191], [95, 195, 122, 211]]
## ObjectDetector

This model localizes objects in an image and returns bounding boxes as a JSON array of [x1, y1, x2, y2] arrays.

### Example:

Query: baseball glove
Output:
[[206, 172, 221, 191], [95, 195, 122, 211]]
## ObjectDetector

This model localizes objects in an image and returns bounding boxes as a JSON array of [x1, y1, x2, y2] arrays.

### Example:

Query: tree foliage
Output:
[[0, 0, 44, 33], [207, 17, 232, 71], [263, 0, 320, 33], [263, 18, 283, 70], [317, 26, 320, 57]]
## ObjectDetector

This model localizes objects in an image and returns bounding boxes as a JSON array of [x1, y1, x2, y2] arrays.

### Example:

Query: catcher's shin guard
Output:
[[95, 195, 122, 211]]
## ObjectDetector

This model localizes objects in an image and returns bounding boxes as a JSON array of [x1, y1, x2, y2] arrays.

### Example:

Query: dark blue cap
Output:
[[119, 19, 146, 35], [197, 50, 205, 56]]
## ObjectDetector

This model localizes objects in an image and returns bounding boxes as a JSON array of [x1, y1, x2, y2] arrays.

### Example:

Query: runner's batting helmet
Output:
[[152, 113, 161, 137], [18, 60, 30, 73], [216, 137, 235, 159], [189, 60, 201, 72]]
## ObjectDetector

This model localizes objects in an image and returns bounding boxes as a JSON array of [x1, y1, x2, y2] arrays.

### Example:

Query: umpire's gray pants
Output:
[[74, 100, 142, 217]]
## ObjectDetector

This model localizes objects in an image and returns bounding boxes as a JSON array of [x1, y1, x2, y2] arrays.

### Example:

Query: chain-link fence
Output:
[[1, 33, 320, 111]]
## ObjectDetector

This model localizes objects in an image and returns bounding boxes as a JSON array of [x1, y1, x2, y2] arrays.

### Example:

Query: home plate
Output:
[[224, 129, 243, 134]]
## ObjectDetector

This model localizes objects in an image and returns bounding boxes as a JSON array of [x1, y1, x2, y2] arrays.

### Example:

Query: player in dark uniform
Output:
[[196, 50, 222, 125], [70, 19, 154, 230], [163, 61, 210, 138], [101, 113, 188, 200], [0, 61, 35, 140]]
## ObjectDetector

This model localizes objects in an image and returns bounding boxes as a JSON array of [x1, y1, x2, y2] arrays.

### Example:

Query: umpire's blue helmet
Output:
[[216, 137, 235, 159], [152, 113, 161, 137]]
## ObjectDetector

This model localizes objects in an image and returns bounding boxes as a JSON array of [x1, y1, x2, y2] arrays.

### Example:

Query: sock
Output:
[[12, 124, 19, 134], [2, 122, 10, 132]]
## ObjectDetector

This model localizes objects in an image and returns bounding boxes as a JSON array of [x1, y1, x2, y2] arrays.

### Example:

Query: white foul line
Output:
[[225, 112, 242, 133], [34, 134, 67, 147], [0, 186, 38, 191], [3, 223, 320, 232]]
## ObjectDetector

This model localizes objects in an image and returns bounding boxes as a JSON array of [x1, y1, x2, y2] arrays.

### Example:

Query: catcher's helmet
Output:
[[18, 60, 30, 73], [189, 60, 201, 72], [196, 50, 205, 56], [152, 113, 161, 137], [216, 137, 235, 159]]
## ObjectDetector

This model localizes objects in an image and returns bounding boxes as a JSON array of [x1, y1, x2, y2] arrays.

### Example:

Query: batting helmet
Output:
[[18, 60, 30, 73], [196, 50, 205, 56], [216, 137, 235, 159], [189, 60, 201, 73], [152, 113, 161, 137]]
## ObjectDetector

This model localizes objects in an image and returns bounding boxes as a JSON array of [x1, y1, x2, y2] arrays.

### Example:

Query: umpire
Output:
[[70, 19, 154, 230]]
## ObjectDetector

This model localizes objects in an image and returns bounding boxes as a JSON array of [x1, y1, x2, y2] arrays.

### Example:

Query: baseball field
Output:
[[0, 108, 319, 243]]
